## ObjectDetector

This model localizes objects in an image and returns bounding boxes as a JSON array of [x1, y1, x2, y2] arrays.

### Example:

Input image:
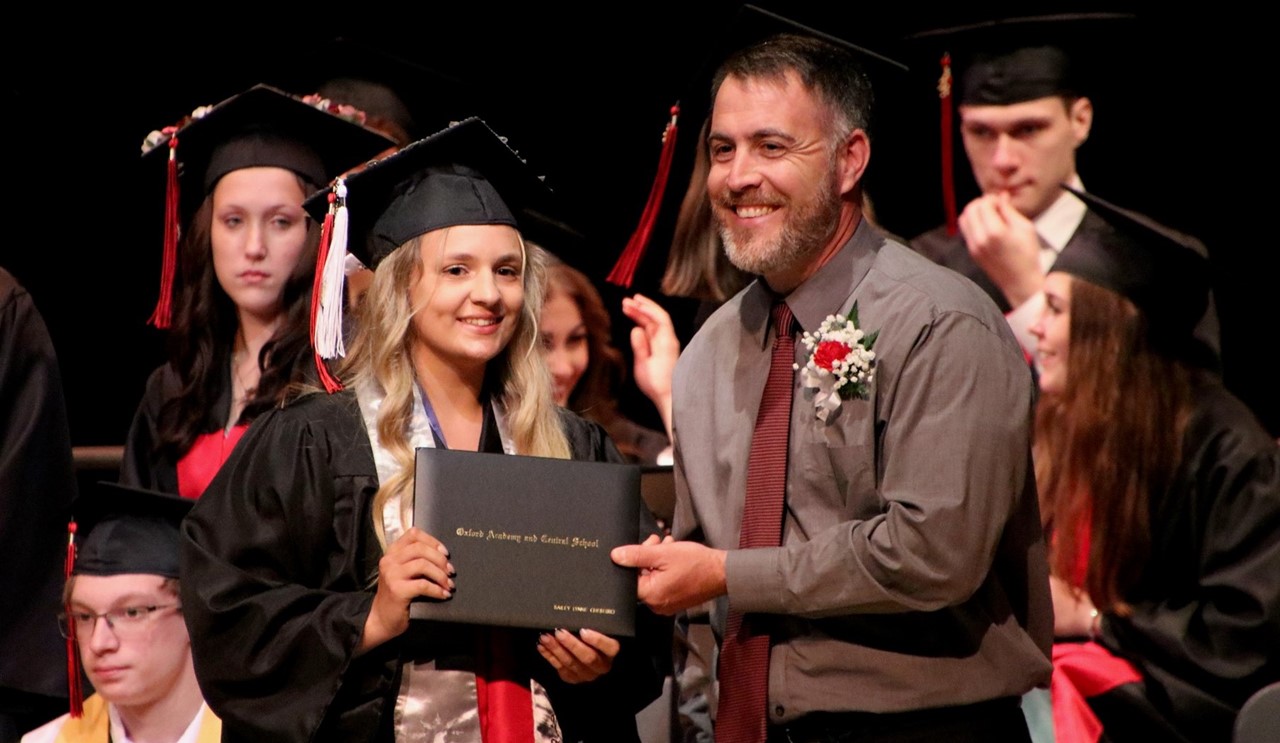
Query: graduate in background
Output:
[[121, 85, 391, 498], [1029, 187, 1280, 743], [22, 483, 220, 743], [0, 268, 75, 740]]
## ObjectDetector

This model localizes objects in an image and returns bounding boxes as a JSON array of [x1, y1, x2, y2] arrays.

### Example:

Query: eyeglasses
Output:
[[57, 604, 181, 640]]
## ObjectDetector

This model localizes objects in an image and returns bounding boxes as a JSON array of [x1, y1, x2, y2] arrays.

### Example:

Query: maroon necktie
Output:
[[716, 301, 795, 743]]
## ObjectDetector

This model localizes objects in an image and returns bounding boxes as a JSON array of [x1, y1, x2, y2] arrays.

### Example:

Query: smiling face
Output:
[[707, 72, 854, 285], [408, 224, 526, 381], [959, 95, 1093, 220], [539, 290, 589, 406], [1030, 271, 1072, 394], [70, 574, 192, 710], [209, 166, 311, 324]]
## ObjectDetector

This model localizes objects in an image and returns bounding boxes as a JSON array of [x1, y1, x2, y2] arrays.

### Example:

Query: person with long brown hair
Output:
[[179, 118, 663, 742], [120, 85, 391, 499], [539, 259, 677, 464], [1029, 188, 1280, 743]]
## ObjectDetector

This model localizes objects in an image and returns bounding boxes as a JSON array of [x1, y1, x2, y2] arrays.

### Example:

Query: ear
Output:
[[836, 129, 871, 196], [1069, 97, 1094, 147]]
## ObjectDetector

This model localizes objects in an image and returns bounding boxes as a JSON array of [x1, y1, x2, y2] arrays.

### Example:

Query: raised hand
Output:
[[959, 192, 1045, 308]]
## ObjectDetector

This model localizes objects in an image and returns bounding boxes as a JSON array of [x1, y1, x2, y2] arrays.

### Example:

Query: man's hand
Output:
[[958, 192, 1044, 308], [611, 536, 728, 615]]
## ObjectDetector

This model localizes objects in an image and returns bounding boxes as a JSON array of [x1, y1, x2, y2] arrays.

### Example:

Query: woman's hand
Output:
[[536, 628, 621, 684], [1050, 575, 1099, 639], [360, 528, 454, 653], [622, 293, 680, 439]]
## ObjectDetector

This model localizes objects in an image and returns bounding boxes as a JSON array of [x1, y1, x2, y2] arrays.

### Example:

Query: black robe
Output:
[[0, 268, 74, 721], [1092, 380, 1280, 743], [180, 390, 667, 742], [118, 362, 236, 495]]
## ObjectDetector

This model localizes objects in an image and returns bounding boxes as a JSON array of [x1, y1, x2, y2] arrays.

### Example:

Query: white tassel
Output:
[[316, 179, 349, 360]]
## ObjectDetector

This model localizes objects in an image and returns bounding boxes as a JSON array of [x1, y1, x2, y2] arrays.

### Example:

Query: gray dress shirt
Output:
[[671, 219, 1053, 722]]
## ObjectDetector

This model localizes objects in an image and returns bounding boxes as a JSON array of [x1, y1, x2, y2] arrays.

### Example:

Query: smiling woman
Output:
[[179, 118, 665, 742], [118, 85, 392, 499], [1030, 188, 1280, 742]]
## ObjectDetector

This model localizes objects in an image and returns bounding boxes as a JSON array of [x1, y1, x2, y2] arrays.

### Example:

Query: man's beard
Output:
[[717, 167, 842, 277]]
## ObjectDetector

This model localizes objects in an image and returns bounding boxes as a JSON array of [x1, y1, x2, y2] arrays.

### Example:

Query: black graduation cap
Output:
[[282, 36, 481, 146], [304, 117, 551, 390], [71, 482, 193, 579], [141, 83, 395, 211], [906, 12, 1135, 106], [1051, 185, 1210, 343], [692, 4, 909, 122], [303, 116, 549, 270], [140, 84, 395, 329]]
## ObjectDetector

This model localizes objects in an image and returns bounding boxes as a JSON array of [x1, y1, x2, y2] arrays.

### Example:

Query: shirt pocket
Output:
[[795, 440, 878, 515]]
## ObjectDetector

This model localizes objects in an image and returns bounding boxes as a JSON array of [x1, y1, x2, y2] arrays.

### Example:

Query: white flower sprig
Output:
[[793, 302, 879, 422], [140, 104, 213, 156]]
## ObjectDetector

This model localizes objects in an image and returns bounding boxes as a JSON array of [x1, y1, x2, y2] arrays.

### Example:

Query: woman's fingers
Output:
[[537, 628, 618, 683]]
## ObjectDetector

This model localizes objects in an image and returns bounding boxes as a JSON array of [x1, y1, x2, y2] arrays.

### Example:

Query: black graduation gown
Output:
[[118, 363, 236, 495], [0, 269, 74, 711], [180, 390, 666, 743], [1092, 381, 1280, 743]]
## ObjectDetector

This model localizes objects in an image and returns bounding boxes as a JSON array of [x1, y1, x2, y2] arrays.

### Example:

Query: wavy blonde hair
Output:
[[342, 228, 571, 546]]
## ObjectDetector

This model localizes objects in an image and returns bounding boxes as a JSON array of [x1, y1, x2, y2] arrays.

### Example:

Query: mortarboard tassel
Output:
[[148, 132, 181, 329], [316, 179, 350, 362], [607, 104, 680, 288], [64, 521, 83, 717], [310, 182, 346, 393], [939, 54, 959, 236]]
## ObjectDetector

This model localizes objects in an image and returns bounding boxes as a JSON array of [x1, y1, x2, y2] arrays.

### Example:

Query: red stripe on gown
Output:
[[475, 627, 534, 743], [176, 423, 249, 499], [1052, 642, 1143, 743]]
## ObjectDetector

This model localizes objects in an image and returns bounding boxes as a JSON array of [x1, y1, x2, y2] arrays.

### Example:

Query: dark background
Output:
[[4, 2, 1275, 451]]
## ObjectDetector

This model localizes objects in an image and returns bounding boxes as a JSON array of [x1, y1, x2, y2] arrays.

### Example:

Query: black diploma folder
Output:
[[409, 447, 640, 636]]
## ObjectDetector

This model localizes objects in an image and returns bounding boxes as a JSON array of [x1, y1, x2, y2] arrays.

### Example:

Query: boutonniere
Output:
[[793, 302, 879, 422]]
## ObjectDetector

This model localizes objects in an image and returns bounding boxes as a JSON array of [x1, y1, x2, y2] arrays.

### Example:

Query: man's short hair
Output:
[[710, 33, 874, 142]]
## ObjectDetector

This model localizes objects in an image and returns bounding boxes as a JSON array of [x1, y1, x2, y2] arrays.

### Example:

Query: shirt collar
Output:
[[745, 217, 880, 348], [1035, 174, 1087, 252]]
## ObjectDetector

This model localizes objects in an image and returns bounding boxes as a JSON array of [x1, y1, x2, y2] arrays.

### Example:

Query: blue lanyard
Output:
[[415, 382, 448, 449]]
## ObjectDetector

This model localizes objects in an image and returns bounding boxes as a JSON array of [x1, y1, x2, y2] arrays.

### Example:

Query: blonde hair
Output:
[[342, 228, 571, 546]]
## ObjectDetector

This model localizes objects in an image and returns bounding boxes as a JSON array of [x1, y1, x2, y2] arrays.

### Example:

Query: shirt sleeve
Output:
[[1004, 290, 1045, 359]]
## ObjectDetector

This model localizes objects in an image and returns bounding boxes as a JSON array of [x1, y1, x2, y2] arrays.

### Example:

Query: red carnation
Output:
[[813, 340, 852, 371]]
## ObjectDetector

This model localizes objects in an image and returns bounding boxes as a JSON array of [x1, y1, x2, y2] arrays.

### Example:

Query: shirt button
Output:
[[774, 705, 785, 717]]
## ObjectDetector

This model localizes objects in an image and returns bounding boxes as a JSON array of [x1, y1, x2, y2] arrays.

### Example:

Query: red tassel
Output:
[[64, 521, 83, 717], [149, 132, 181, 329], [607, 104, 680, 288], [938, 54, 958, 236], [310, 193, 344, 393]]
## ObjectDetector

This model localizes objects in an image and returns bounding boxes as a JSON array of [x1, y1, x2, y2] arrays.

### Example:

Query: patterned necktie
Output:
[[716, 301, 795, 743]]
